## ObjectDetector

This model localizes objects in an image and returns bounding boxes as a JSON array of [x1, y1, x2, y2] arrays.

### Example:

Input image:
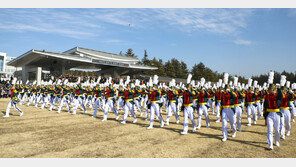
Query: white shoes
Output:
[[287, 131, 290, 136], [56, 111, 60, 114], [3, 115, 9, 118], [147, 126, 153, 129], [222, 138, 227, 142], [254, 121, 257, 125], [133, 119, 137, 123], [206, 123, 210, 127], [281, 135, 285, 140], [215, 120, 220, 123], [269, 145, 274, 150], [275, 141, 280, 147], [121, 121, 126, 124], [165, 121, 169, 126], [160, 121, 164, 127], [197, 126, 201, 130], [176, 120, 180, 124], [181, 131, 188, 135], [115, 115, 119, 120], [91, 116, 96, 118], [293, 119, 295, 122], [247, 123, 251, 126], [193, 126, 197, 133], [232, 132, 236, 138], [102, 118, 107, 122], [20, 112, 23, 117], [140, 113, 143, 116]]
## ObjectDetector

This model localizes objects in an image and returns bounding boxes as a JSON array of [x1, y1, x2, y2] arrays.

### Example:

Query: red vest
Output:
[[222, 93, 231, 106], [265, 93, 279, 109]]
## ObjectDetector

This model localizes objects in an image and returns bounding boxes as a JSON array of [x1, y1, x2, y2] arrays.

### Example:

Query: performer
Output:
[[3, 84, 23, 117], [180, 81, 197, 134], [102, 84, 119, 121], [279, 86, 294, 139], [221, 84, 237, 142], [121, 84, 137, 124], [92, 84, 104, 117], [147, 76, 164, 129], [263, 84, 283, 150], [197, 87, 210, 129], [165, 83, 180, 125], [245, 86, 257, 126]]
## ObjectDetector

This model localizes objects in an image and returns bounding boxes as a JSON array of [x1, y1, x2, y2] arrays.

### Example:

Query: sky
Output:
[[0, 8, 296, 78]]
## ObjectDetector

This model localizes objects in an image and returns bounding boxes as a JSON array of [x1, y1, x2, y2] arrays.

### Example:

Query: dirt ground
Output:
[[1, 98, 296, 158]]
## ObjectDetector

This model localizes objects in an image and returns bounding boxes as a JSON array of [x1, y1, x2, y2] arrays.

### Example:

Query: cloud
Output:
[[0, 8, 254, 39], [233, 39, 252, 45], [0, 9, 101, 39]]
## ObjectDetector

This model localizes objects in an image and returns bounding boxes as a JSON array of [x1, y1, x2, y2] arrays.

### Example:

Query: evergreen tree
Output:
[[164, 60, 176, 78], [125, 48, 137, 57], [142, 50, 150, 66]]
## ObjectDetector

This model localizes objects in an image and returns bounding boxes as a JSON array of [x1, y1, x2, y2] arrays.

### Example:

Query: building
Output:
[[0, 52, 21, 78], [7, 47, 157, 84]]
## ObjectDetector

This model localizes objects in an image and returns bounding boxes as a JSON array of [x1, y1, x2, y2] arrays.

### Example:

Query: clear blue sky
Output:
[[0, 8, 296, 78]]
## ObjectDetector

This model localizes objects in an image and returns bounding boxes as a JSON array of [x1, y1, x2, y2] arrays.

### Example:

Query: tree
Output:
[[125, 48, 137, 57], [180, 61, 189, 78], [141, 50, 151, 66], [191, 62, 206, 80], [164, 60, 176, 78]]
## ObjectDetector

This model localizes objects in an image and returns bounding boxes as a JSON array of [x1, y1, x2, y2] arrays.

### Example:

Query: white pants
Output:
[[5, 100, 23, 116], [84, 96, 94, 110], [234, 106, 242, 131], [207, 99, 214, 114], [36, 94, 45, 106], [123, 101, 136, 121], [41, 94, 51, 108], [146, 101, 151, 119], [20, 93, 29, 104], [58, 96, 71, 113], [291, 102, 296, 121], [256, 102, 263, 117], [247, 104, 257, 124], [280, 109, 291, 137], [73, 97, 86, 114], [215, 102, 221, 121], [266, 112, 280, 148], [222, 108, 236, 139], [27, 94, 37, 105], [103, 99, 118, 120], [50, 96, 61, 110], [177, 97, 183, 115], [183, 106, 196, 132], [197, 104, 210, 128], [149, 103, 163, 127], [133, 99, 143, 114], [93, 98, 104, 117], [117, 97, 124, 111], [166, 102, 179, 122]]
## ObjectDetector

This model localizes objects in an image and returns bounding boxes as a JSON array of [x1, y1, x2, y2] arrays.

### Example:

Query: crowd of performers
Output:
[[2, 71, 296, 150]]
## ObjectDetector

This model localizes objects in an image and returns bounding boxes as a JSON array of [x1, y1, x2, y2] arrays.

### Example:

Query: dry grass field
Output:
[[1, 98, 296, 158]]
